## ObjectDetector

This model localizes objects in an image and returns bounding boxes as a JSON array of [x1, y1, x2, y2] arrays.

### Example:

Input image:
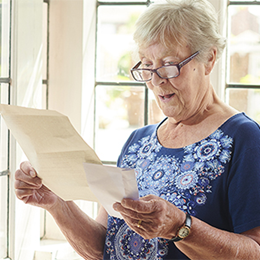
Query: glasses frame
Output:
[[131, 51, 200, 82]]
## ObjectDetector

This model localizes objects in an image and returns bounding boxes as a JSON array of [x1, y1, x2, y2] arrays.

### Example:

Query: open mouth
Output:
[[160, 93, 175, 100]]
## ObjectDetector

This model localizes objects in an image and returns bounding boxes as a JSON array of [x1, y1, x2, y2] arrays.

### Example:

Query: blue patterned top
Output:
[[103, 113, 260, 260]]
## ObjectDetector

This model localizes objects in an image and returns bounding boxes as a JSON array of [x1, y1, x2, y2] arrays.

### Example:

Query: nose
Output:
[[151, 71, 166, 86]]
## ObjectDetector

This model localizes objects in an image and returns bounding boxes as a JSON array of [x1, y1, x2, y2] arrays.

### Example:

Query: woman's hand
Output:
[[14, 161, 59, 211], [113, 194, 186, 240], [15, 161, 107, 259]]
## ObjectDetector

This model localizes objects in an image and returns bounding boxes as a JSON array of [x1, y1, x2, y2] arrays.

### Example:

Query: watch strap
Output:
[[169, 213, 191, 242]]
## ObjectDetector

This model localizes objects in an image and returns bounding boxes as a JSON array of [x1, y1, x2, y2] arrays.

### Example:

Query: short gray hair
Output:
[[133, 0, 226, 63]]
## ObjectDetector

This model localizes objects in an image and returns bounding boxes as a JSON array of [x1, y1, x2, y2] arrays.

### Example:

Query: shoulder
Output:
[[221, 113, 260, 156], [222, 113, 260, 139]]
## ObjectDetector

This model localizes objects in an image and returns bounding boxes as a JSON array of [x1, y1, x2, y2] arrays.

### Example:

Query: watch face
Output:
[[179, 227, 190, 238]]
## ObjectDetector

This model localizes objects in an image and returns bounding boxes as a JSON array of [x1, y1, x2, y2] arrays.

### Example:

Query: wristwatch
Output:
[[169, 213, 191, 242]]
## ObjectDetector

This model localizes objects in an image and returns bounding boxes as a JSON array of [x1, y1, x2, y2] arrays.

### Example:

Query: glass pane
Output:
[[0, 176, 7, 259], [228, 5, 260, 84], [0, 83, 9, 172], [226, 88, 260, 123], [96, 5, 146, 82], [95, 85, 145, 162], [148, 89, 165, 125], [0, 0, 10, 77]]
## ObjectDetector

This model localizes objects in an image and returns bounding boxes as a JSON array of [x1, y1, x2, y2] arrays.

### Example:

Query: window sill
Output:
[[34, 239, 83, 260]]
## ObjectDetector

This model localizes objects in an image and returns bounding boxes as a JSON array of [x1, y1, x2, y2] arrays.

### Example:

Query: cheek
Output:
[[168, 79, 195, 104]]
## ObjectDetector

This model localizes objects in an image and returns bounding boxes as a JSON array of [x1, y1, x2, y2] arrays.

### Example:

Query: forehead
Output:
[[138, 43, 190, 60]]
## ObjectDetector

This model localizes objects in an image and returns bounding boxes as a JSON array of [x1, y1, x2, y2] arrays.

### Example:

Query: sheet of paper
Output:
[[0, 104, 139, 213], [0, 104, 102, 201], [83, 163, 139, 218]]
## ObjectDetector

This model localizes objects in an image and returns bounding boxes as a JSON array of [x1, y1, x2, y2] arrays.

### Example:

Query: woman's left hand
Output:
[[113, 195, 186, 240]]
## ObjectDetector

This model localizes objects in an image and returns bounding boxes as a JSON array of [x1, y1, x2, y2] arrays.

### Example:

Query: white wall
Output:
[[48, 0, 96, 144], [48, 0, 84, 133]]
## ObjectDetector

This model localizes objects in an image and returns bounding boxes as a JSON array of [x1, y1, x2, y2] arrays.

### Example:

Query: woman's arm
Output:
[[48, 200, 107, 260], [114, 195, 260, 260], [176, 216, 260, 260], [15, 161, 107, 260]]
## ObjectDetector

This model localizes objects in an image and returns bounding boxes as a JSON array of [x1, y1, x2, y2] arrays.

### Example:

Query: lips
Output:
[[159, 93, 175, 101]]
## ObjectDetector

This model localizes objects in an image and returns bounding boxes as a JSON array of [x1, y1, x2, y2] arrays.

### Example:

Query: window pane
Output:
[[0, 83, 9, 172], [0, 175, 7, 259], [96, 5, 146, 82], [0, 0, 10, 77], [226, 88, 260, 123], [228, 5, 260, 84], [95, 85, 145, 162]]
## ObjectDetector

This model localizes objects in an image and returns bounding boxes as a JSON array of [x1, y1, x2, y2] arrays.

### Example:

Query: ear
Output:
[[204, 48, 217, 76]]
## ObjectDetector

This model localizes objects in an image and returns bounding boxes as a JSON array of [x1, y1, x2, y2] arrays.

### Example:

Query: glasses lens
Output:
[[133, 70, 151, 81], [157, 65, 179, 78], [132, 70, 143, 81]]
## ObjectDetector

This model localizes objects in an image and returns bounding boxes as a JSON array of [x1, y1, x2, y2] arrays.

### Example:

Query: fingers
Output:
[[115, 195, 165, 216], [14, 161, 42, 202], [20, 161, 37, 177], [113, 196, 167, 225], [113, 195, 174, 239], [15, 162, 42, 187], [15, 169, 42, 191], [15, 187, 35, 201], [122, 195, 159, 212], [115, 203, 161, 222], [118, 208, 165, 240]]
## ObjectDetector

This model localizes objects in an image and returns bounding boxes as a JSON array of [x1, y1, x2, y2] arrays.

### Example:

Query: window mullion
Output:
[[229, 1, 260, 6]]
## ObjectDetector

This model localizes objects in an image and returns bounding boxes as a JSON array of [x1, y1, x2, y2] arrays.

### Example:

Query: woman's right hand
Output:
[[14, 161, 59, 210]]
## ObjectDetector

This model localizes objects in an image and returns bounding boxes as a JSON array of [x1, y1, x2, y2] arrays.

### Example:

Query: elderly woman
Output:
[[15, 0, 260, 259]]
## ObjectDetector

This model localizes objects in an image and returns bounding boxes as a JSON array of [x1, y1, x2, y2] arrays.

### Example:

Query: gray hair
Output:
[[133, 0, 226, 63]]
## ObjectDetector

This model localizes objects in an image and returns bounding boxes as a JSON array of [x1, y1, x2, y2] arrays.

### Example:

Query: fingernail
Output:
[[113, 203, 119, 210], [30, 170, 36, 178]]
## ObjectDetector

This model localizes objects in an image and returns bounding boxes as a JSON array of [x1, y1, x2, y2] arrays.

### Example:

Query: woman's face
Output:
[[138, 43, 211, 123]]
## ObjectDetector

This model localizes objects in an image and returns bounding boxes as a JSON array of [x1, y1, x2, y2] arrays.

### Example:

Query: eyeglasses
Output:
[[130, 51, 200, 82]]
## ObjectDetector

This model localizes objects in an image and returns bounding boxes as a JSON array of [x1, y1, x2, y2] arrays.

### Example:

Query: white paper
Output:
[[84, 163, 139, 218], [0, 104, 103, 201], [0, 104, 140, 215]]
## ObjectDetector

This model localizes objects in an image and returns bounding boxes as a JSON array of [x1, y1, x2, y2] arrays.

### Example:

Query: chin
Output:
[[161, 107, 179, 118]]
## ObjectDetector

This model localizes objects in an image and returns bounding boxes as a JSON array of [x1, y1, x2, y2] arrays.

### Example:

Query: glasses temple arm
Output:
[[178, 51, 200, 69]]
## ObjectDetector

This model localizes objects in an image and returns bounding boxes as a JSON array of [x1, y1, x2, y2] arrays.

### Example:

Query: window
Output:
[[226, 0, 260, 123], [94, 0, 164, 165], [0, 0, 11, 258]]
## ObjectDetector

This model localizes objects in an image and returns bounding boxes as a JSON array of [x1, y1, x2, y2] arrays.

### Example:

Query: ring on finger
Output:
[[137, 219, 142, 228]]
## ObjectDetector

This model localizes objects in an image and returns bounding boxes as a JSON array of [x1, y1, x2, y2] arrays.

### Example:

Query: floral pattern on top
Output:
[[105, 128, 233, 259]]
